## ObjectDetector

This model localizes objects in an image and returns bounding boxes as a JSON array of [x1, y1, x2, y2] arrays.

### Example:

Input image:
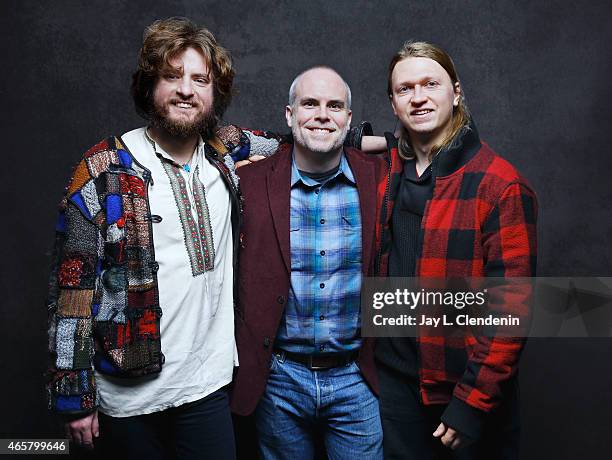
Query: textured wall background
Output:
[[1, 0, 611, 458]]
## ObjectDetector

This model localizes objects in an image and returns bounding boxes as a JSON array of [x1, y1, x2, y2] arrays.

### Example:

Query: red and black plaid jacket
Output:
[[374, 125, 538, 438]]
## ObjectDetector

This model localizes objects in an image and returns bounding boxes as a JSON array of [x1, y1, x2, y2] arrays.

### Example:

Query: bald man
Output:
[[230, 67, 383, 459]]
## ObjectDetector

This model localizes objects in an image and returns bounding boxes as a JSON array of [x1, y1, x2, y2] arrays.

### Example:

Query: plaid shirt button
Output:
[[319, 283, 325, 289]]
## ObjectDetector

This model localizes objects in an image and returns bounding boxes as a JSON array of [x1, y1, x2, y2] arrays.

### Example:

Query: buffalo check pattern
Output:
[[375, 126, 538, 415]]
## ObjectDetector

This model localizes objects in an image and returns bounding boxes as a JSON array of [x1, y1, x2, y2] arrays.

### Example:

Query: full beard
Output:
[[150, 101, 217, 141]]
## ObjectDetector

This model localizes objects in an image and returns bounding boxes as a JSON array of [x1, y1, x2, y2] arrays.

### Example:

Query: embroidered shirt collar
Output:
[[290, 150, 356, 188], [144, 127, 205, 168]]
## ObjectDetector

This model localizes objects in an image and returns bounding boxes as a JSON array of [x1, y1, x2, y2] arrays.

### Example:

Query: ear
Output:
[[453, 82, 461, 107], [390, 95, 398, 117], [346, 109, 353, 127], [285, 105, 293, 128]]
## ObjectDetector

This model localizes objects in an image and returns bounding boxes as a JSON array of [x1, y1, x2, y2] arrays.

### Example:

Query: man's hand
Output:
[[64, 410, 99, 449], [433, 422, 472, 451], [235, 155, 266, 168]]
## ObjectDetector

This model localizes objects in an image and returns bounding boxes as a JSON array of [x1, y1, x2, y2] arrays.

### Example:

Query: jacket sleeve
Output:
[[214, 125, 287, 162], [46, 157, 101, 416], [214, 123, 374, 162], [441, 181, 538, 440]]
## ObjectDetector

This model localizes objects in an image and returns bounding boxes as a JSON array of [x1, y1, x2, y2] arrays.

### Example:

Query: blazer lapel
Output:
[[345, 148, 376, 276], [267, 144, 293, 274]]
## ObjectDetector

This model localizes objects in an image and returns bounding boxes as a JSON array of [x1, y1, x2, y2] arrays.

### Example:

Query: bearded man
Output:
[[46, 17, 250, 459]]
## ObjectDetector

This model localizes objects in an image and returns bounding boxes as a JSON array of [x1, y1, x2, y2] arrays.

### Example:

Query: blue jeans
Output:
[[254, 352, 383, 459]]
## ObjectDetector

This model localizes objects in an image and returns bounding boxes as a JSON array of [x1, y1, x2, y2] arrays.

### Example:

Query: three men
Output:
[[231, 67, 383, 459], [47, 18, 247, 458], [47, 16, 536, 460]]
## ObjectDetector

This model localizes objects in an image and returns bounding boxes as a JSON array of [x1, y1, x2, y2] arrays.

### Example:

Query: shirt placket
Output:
[[313, 182, 326, 353]]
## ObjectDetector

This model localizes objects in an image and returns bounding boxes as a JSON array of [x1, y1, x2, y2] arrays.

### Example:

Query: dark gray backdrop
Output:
[[2, 0, 611, 458]]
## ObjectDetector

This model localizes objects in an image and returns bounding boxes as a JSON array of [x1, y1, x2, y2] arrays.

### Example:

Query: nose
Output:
[[411, 85, 427, 105], [176, 77, 194, 98], [315, 104, 330, 121]]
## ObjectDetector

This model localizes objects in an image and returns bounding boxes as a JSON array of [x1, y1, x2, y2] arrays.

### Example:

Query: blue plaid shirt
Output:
[[275, 152, 363, 355]]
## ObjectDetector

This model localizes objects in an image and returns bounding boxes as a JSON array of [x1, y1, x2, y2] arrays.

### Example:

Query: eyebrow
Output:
[[160, 66, 211, 80], [396, 75, 439, 86], [162, 63, 183, 73], [299, 97, 346, 107]]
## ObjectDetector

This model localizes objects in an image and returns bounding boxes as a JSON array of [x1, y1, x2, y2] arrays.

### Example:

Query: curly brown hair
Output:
[[387, 41, 470, 161], [132, 17, 234, 122]]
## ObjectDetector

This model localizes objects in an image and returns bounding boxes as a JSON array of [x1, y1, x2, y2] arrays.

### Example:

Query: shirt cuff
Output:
[[440, 396, 487, 441]]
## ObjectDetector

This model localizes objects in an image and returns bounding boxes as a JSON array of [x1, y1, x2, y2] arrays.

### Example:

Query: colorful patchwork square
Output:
[[81, 392, 95, 409], [136, 308, 160, 339], [78, 369, 93, 392], [57, 289, 94, 317], [122, 339, 160, 370], [58, 253, 96, 289], [106, 223, 124, 244], [115, 322, 132, 348], [105, 240, 126, 264], [102, 265, 126, 292], [64, 205, 99, 253], [122, 195, 148, 224], [68, 160, 92, 196], [105, 194, 122, 225], [55, 318, 78, 369], [86, 150, 119, 177], [244, 130, 280, 159], [132, 196, 148, 221], [117, 149, 132, 168], [107, 348, 125, 369], [97, 283, 127, 324], [69, 191, 92, 220], [120, 174, 146, 197], [73, 319, 93, 369], [84, 139, 110, 158], [58, 258, 83, 287], [81, 180, 101, 219], [125, 222, 150, 247], [127, 288, 156, 308], [55, 395, 82, 412], [105, 173, 122, 195], [50, 371, 76, 395], [92, 321, 115, 351], [94, 355, 119, 374], [126, 247, 153, 290]]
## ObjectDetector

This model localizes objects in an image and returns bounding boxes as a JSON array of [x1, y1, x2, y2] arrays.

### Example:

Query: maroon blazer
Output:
[[231, 144, 382, 416]]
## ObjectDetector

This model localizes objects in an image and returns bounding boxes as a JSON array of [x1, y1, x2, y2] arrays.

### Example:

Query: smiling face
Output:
[[390, 56, 461, 146], [286, 67, 352, 157], [151, 47, 216, 138]]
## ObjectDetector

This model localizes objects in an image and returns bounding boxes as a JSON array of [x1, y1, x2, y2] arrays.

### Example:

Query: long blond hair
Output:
[[387, 41, 470, 160]]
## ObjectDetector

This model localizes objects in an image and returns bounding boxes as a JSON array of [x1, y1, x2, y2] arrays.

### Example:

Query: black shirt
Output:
[[375, 158, 434, 378]]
